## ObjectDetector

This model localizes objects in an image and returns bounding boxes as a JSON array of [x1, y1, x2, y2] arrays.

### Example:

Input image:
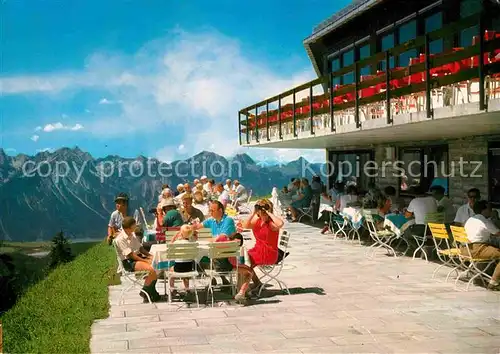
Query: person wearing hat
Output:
[[158, 198, 184, 227], [107, 192, 130, 245]]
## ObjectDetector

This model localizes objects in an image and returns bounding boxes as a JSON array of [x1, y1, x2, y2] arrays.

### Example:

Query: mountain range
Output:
[[0, 147, 324, 242]]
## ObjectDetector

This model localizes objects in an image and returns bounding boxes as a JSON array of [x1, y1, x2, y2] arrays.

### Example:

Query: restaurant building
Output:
[[238, 0, 500, 206]]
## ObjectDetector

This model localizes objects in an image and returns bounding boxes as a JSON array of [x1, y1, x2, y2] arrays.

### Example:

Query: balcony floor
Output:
[[243, 98, 500, 150]]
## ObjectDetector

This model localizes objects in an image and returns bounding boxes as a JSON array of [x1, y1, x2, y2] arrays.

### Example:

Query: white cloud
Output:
[[42, 122, 84, 132], [34, 126, 42, 131], [31, 135, 39, 142], [2, 29, 324, 162], [178, 144, 185, 151], [4, 148, 17, 153]]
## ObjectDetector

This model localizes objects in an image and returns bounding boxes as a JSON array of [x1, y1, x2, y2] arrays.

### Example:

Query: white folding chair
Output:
[[257, 230, 291, 297], [238, 190, 253, 214], [112, 239, 152, 304], [206, 241, 240, 307], [159, 242, 200, 307], [297, 199, 314, 222], [364, 213, 399, 258]]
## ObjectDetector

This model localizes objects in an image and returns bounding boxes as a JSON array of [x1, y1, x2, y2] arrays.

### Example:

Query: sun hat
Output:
[[159, 198, 176, 208], [115, 192, 129, 203], [201, 175, 207, 180]]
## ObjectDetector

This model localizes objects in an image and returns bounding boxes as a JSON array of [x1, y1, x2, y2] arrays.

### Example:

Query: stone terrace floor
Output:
[[91, 222, 500, 353]]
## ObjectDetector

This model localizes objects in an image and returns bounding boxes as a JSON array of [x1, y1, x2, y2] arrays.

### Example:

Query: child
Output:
[[169, 224, 196, 292]]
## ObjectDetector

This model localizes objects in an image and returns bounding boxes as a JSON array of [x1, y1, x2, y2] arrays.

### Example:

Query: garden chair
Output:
[[159, 242, 200, 306], [450, 226, 498, 291], [412, 212, 444, 261], [427, 223, 462, 281], [364, 213, 399, 258], [257, 230, 291, 297], [205, 241, 240, 307], [112, 239, 152, 305]]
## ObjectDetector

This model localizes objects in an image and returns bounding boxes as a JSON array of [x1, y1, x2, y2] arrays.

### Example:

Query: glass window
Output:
[[398, 20, 417, 67], [460, 0, 481, 47], [328, 150, 374, 193], [381, 33, 395, 70], [425, 12, 443, 54], [359, 44, 371, 76], [399, 20, 416, 43], [400, 145, 449, 195], [331, 57, 341, 86], [342, 50, 355, 85]]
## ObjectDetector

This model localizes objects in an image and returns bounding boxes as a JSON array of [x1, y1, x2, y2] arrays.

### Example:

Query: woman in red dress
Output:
[[235, 199, 284, 302]]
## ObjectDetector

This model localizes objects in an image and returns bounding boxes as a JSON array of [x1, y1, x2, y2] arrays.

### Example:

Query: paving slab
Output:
[[90, 221, 500, 353]]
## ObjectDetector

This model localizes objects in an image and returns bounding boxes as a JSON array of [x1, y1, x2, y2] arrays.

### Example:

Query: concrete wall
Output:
[[448, 136, 490, 205]]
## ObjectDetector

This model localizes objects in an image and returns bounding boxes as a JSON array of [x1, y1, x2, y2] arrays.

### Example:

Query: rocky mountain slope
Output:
[[0, 148, 324, 241]]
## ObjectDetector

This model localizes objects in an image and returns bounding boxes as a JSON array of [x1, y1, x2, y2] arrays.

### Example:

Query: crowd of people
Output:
[[318, 181, 500, 291], [105, 177, 286, 303]]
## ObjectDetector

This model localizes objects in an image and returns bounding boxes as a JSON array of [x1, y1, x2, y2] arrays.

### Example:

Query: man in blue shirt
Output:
[[193, 200, 236, 237], [192, 200, 236, 286]]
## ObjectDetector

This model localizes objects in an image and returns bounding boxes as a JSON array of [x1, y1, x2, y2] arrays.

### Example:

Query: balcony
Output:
[[238, 14, 500, 149]]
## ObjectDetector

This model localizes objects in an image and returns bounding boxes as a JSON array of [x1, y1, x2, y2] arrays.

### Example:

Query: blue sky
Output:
[[0, 0, 350, 163]]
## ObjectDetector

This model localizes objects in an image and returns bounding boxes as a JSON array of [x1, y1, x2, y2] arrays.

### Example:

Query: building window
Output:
[[489, 142, 500, 205], [331, 57, 341, 86], [359, 44, 371, 76], [342, 49, 355, 85], [399, 145, 449, 195], [327, 150, 375, 193], [425, 12, 443, 54], [399, 20, 417, 67], [381, 33, 395, 71], [460, 0, 481, 47]]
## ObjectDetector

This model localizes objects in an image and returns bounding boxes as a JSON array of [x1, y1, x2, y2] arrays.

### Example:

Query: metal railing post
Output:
[[293, 88, 297, 137], [278, 96, 282, 139], [254, 106, 259, 143], [355, 62, 360, 128], [479, 13, 486, 111], [330, 72, 335, 132], [266, 100, 270, 141], [424, 34, 433, 118], [309, 84, 314, 135], [385, 51, 391, 124]]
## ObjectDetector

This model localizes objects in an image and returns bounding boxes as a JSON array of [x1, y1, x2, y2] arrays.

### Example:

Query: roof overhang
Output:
[[303, 0, 387, 78]]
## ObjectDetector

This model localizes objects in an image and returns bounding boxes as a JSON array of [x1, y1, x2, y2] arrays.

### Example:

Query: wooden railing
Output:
[[238, 12, 500, 145]]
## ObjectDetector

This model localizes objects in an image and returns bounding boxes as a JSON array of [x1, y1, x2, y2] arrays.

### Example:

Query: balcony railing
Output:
[[238, 13, 500, 146]]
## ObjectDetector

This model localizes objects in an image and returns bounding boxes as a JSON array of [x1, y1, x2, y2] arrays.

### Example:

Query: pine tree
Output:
[[48, 231, 74, 269]]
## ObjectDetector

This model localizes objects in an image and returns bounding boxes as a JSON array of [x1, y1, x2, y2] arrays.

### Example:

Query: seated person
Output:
[[463, 200, 500, 291], [181, 193, 205, 224], [236, 199, 284, 302], [383, 186, 405, 213], [114, 217, 161, 302], [192, 191, 209, 216], [216, 183, 230, 208], [454, 188, 480, 226], [157, 198, 184, 228], [192, 200, 236, 238], [168, 224, 197, 293], [335, 185, 359, 211], [290, 178, 313, 222], [430, 185, 455, 224], [404, 186, 438, 236], [232, 180, 249, 206]]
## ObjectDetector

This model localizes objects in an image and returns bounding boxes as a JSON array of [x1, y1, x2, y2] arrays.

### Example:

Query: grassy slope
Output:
[[2, 241, 119, 354], [1, 241, 100, 255]]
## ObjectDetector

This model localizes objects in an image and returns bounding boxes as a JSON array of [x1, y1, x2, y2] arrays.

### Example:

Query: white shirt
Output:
[[224, 184, 231, 192], [218, 190, 230, 207], [338, 194, 358, 211], [203, 183, 211, 193], [464, 214, 500, 243], [454, 204, 475, 225], [193, 202, 209, 216], [114, 230, 142, 261], [407, 196, 438, 225], [234, 184, 248, 200], [437, 197, 456, 224]]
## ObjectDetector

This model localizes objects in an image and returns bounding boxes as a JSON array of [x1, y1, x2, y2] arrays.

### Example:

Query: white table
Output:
[[384, 218, 415, 237]]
